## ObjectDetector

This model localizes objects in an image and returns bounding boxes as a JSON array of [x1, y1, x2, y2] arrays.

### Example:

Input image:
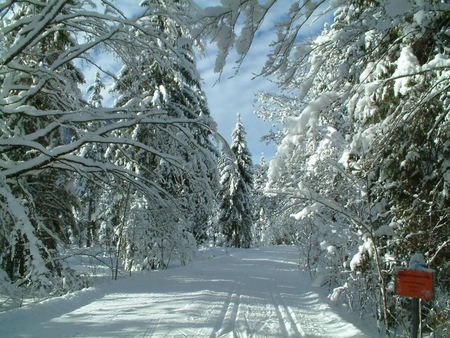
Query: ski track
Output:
[[271, 291, 305, 337], [211, 290, 241, 337], [0, 246, 375, 338]]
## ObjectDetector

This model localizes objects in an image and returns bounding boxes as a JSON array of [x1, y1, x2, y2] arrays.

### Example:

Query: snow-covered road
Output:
[[0, 246, 376, 337]]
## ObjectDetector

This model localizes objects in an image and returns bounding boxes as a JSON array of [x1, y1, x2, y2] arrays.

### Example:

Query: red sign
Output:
[[395, 269, 435, 300]]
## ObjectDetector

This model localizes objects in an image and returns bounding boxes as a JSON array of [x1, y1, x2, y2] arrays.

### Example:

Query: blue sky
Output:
[[194, 1, 293, 163], [195, 0, 298, 163], [194, 1, 333, 163], [84, 1, 331, 163]]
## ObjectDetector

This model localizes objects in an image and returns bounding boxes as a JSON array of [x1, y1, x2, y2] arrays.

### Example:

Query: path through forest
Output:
[[0, 246, 377, 337]]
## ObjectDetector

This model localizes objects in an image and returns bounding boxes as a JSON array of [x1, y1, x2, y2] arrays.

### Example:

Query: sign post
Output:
[[395, 254, 435, 338], [411, 298, 419, 338]]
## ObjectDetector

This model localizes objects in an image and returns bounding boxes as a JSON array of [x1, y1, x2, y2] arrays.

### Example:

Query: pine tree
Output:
[[104, 0, 220, 270], [203, 0, 449, 334], [252, 155, 268, 246], [218, 114, 254, 248], [74, 71, 107, 248], [86, 71, 105, 109], [0, 0, 220, 301], [0, 1, 86, 297]]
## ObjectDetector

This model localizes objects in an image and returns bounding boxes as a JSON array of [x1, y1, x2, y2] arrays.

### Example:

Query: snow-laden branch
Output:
[[0, 112, 206, 177], [265, 185, 369, 234], [1, 0, 67, 65]]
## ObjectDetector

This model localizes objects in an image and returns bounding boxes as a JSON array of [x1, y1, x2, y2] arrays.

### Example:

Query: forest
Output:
[[0, 1, 449, 337]]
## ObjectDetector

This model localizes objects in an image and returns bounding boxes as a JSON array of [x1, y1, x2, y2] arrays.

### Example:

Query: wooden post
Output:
[[411, 297, 419, 338]]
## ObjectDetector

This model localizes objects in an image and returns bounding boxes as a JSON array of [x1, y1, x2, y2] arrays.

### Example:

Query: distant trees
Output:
[[218, 114, 254, 248]]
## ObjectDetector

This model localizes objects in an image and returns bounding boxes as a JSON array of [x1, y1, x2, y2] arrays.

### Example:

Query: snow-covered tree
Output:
[[71, 71, 108, 248], [252, 155, 269, 246], [217, 153, 238, 246], [203, 0, 450, 335], [252, 154, 287, 246], [0, 1, 88, 298], [86, 71, 105, 109], [218, 114, 254, 248], [104, 0, 219, 271], [0, 0, 219, 300]]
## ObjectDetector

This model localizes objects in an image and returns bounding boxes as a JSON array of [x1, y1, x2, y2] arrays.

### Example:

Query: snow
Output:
[[349, 242, 373, 272], [0, 246, 375, 338], [423, 53, 450, 71], [408, 253, 428, 271], [291, 202, 321, 220], [392, 46, 421, 96], [384, 0, 411, 19]]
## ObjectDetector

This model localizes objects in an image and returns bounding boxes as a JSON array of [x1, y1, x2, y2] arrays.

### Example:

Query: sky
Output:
[[0, 246, 376, 337], [84, 1, 333, 164], [194, 0, 333, 163], [194, 0, 288, 163]]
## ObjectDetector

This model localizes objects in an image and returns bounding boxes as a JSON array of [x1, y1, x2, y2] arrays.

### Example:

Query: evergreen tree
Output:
[[0, 1, 86, 297], [218, 114, 254, 248], [217, 153, 239, 246], [204, 0, 450, 334], [105, 0, 219, 270], [0, 0, 220, 301], [252, 155, 267, 246], [73, 71, 107, 248], [86, 71, 105, 109]]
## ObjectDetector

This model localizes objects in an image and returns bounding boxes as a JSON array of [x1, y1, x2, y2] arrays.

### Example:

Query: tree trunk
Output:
[[114, 184, 131, 281]]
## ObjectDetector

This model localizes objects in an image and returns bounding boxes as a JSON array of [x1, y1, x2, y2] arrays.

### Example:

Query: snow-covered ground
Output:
[[0, 246, 378, 337]]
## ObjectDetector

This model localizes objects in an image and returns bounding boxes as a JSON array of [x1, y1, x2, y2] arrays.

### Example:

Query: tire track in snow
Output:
[[234, 300, 274, 338], [210, 289, 241, 338], [279, 293, 309, 337]]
